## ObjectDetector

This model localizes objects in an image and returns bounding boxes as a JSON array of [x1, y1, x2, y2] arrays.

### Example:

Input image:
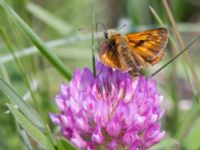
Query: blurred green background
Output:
[[0, 0, 200, 149]]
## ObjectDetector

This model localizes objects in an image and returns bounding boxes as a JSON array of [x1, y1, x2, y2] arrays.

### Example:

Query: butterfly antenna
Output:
[[151, 36, 200, 77], [117, 24, 127, 32], [78, 27, 88, 32], [96, 21, 107, 32], [96, 21, 107, 45]]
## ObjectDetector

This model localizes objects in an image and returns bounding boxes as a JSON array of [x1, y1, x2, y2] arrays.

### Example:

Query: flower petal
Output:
[[91, 126, 105, 144], [106, 119, 121, 137], [71, 130, 86, 149], [108, 140, 117, 150], [49, 113, 60, 125]]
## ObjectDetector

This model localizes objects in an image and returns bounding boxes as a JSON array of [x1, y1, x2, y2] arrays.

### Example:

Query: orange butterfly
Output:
[[99, 28, 168, 77]]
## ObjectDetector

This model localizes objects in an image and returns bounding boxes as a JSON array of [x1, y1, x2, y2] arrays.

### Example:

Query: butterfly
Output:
[[98, 28, 168, 77]]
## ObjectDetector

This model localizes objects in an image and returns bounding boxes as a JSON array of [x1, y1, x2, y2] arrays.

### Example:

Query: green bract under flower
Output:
[[50, 62, 165, 150]]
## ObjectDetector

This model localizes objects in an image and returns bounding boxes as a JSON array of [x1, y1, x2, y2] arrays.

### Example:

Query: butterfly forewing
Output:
[[126, 28, 168, 65], [99, 41, 128, 71]]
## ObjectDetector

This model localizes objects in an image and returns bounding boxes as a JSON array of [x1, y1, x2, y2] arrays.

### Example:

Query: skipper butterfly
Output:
[[99, 28, 168, 77]]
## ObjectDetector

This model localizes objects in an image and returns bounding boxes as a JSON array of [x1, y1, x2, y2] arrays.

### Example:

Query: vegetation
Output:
[[0, 0, 200, 149]]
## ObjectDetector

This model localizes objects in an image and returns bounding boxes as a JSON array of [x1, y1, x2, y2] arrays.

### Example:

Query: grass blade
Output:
[[7, 104, 54, 150], [175, 101, 200, 140], [26, 2, 73, 35], [56, 139, 76, 150], [0, 77, 44, 129], [149, 138, 179, 150], [0, 0, 72, 80], [19, 128, 34, 150], [182, 116, 200, 150]]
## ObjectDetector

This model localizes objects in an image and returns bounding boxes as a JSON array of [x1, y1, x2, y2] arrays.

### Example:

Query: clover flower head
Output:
[[50, 62, 165, 150]]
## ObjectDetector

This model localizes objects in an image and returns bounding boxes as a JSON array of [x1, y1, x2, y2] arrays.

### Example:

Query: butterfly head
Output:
[[99, 30, 118, 60], [104, 29, 120, 40]]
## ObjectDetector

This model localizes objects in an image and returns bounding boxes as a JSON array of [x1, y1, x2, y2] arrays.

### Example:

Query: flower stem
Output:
[[91, 0, 96, 77]]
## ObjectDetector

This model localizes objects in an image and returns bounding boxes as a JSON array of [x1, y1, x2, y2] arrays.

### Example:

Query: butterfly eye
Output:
[[104, 32, 108, 39], [110, 39, 115, 46]]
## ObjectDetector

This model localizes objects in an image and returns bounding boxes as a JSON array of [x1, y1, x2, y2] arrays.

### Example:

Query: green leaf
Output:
[[175, 103, 200, 140], [7, 104, 54, 150], [0, 0, 72, 80], [0, 76, 44, 129], [149, 138, 179, 150], [26, 2, 73, 35], [56, 138, 76, 150], [19, 127, 34, 150], [182, 116, 200, 150]]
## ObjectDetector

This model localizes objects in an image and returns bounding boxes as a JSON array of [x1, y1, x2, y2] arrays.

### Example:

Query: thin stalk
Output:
[[149, 5, 197, 96], [151, 36, 200, 76], [91, 0, 96, 77], [162, 0, 200, 93]]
